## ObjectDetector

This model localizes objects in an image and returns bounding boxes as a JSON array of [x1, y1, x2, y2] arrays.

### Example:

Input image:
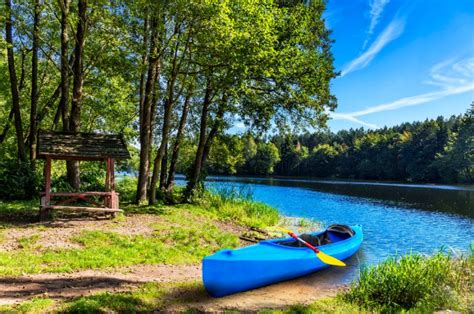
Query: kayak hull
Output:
[[203, 225, 363, 297]]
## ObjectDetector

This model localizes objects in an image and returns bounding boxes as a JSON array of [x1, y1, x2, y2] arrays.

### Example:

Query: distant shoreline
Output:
[[202, 174, 474, 191]]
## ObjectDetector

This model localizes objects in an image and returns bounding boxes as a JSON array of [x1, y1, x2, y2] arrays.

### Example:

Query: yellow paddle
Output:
[[278, 227, 346, 267]]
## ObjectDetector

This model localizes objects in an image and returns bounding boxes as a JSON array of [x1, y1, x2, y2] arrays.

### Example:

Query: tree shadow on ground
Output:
[[0, 200, 167, 228], [0, 276, 139, 301]]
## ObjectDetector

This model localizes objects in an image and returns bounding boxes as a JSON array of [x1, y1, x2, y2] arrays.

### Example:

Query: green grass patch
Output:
[[0, 199, 39, 225], [17, 234, 41, 249], [343, 252, 473, 313], [0, 297, 55, 314], [0, 204, 240, 276], [3, 282, 204, 313], [261, 297, 373, 314], [60, 282, 170, 313], [197, 186, 279, 228]]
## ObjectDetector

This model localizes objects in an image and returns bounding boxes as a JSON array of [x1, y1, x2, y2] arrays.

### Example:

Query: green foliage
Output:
[[0, 160, 39, 200], [116, 176, 138, 203], [343, 252, 473, 312], [434, 107, 474, 183], [192, 111, 473, 184]]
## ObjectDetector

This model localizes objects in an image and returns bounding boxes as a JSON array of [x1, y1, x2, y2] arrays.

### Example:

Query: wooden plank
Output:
[[43, 205, 123, 213], [39, 192, 114, 196]]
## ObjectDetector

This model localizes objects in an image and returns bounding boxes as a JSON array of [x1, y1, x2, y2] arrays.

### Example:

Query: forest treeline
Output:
[[189, 108, 473, 184], [0, 0, 337, 203]]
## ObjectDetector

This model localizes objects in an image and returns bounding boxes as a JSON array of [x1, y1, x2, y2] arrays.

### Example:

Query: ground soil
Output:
[[0, 214, 343, 312]]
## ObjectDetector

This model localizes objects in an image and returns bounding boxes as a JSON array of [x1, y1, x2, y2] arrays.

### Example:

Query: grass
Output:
[[261, 297, 374, 314], [0, 199, 39, 225], [1, 251, 472, 313], [0, 204, 241, 276], [1, 281, 205, 313], [0, 181, 281, 276], [262, 251, 473, 314], [343, 251, 473, 313], [197, 186, 280, 228], [0, 298, 55, 314]]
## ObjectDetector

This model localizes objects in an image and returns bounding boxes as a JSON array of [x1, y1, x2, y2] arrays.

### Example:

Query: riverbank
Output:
[[0, 194, 471, 313], [0, 193, 337, 312]]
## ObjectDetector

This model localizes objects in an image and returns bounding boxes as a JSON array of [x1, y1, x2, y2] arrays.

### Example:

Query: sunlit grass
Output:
[[0, 297, 55, 314], [261, 297, 374, 314], [2, 282, 204, 313], [343, 251, 473, 313], [0, 205, 240, 276], [198, 186, 280, 228]]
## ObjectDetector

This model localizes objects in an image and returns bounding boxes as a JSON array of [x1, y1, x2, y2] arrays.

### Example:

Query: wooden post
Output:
[[110, 158, 118, 210], [41, 157, 52, 219], [105, 158, 111, 208], [105, 158, 111, 192], [110, 158, 115, 191], [105, 158, 117, 209]]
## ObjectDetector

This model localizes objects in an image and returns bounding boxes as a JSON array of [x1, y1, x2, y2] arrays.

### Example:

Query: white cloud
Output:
[[341, 18, 405, 77], [363, 0, 391, 49], [332, 57, 474, 128], [330, 112, 378, 128]]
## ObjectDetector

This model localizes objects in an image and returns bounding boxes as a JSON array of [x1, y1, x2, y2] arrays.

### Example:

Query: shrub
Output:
[[343, 251, 473, 312], [0, 160, 39, 200], [116, 176, 137, 203]]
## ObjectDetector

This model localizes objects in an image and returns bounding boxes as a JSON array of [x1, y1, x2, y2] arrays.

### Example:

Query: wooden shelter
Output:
[[37, 131, 130, 218]]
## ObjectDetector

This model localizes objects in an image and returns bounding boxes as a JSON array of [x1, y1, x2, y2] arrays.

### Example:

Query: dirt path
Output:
[[0, 264, 345, 311]]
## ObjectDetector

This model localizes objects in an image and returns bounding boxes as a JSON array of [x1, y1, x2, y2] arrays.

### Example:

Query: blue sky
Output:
[[325, 0, 474, 131]]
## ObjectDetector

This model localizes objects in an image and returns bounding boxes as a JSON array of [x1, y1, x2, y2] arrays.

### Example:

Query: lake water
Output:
[[178, 175, 474, 283]]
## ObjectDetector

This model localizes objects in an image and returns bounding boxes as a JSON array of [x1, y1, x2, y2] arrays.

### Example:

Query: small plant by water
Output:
[[199, 186, 280, 228], [343, 251, 473, 312]]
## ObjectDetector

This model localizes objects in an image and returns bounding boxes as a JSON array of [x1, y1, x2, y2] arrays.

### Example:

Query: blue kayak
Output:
[[203, 224, 363, 297]]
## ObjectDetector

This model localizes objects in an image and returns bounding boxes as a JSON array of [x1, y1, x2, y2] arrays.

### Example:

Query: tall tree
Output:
[[66, 0, 88, 190], [29, 0, 42, 163], [136, 14, 161, 204], [4, 0, 27, 161], [58, 0, 71, 132]]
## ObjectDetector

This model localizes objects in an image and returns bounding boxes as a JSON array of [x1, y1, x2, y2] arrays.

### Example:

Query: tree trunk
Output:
[[4, 0, 27, 161], [0, 108, 14, 145], [29, 0, 41, 164], [58, 0, 71, 132], [159, 143, 168, 189], [138, 17, 149, 124], [148, 94, 173, 204], [67, 0, 87, 190], [147, 22, 183, 205], [201, 96, 226, 168], [40, 54, 74, 129], [136, 17, 160, 204], [165, 91, 191, 192], [184, 81, 212, 200]]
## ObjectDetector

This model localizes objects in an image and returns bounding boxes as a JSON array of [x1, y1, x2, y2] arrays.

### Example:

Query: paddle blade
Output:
[[316, 250, 346, 267]]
